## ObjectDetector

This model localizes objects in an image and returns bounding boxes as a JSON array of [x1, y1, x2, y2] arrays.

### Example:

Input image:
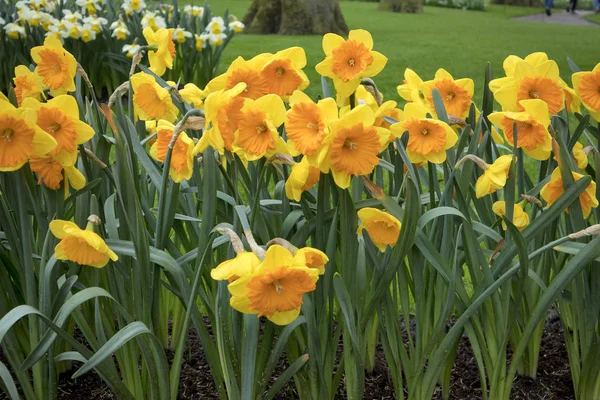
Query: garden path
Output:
[[512, 9, 598, 26]]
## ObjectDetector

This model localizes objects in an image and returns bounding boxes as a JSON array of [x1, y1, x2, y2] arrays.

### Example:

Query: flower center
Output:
[[344, 139, 357, 150], [348, 58, 355, 66], [256, 124, 268, 134], [421, 128, 429, 135], [273, 280, 284, 294], [528, 89, 540, 99], [47, 122, 61, 133], [275, 67, 285, 77], [446, 92, 455, 100], [306, 122, 318, 131], [1, 128, 14, 142]]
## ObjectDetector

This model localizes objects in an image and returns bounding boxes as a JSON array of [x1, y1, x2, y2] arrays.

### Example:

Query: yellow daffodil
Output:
[[374, 101, 404, 143], [211, 251, 262, 283], [205, 54, 271, 100], [261, 47, 309, 99], [227, 245, 319, 325], [493, 58, 564, 115], [420, 69, 474, 119], [285, 90, 337, 164], [293, 247, 328, 275], [488, 99, 552, 160], [0, 100, 57, 171], [540, 167, 598, 218], [29, 155, 86, 197], [319, 105, 389, 189], [193, 83, 246, 155], [489, 52, 550, 93], [143, 27, 176, 77], [572, 63, 600, 122], [475, 155, 513, 198], [285, 157, 321, 201], [563, 86, 581, 114], [357, 208, 401, 252], [179, 83, 204, 109], [572, 142, 588, 170], [131, 72, 179, 122], [315, 29, 387, 103], [390, 102, 457, 164], [149, 120, 196, 182], [397, 68, 426, 105], [492, 201, 530, 231], [13, 66, 43, 106], [22, 95, 95, 165], [31, 35, 77, 96], [234, 94, 288, 161], [50, 219, 118, 268]]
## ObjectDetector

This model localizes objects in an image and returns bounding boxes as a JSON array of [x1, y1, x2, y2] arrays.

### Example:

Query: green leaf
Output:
[[263, 355, 309, 400]]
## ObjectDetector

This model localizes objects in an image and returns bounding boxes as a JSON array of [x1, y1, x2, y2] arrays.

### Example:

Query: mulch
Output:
[[0, 313, 574, 400]]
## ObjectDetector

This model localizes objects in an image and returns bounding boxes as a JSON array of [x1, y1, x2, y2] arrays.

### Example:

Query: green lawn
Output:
[[584, 12, 600, 24], [205, 0, 599, 104]]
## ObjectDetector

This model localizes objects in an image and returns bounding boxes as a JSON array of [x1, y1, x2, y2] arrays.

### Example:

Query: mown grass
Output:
[[200, 0, 599, 104], [584, 11, 600, 24]]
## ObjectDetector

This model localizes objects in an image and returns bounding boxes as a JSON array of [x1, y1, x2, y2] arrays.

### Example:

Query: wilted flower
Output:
[[492, 201, 530, 231], [50, 219, 118, 268], [357, 208, 401, 252], [227, 245, 320, 325], [0, 100, 57, 172], [540, 168, 598, 218]]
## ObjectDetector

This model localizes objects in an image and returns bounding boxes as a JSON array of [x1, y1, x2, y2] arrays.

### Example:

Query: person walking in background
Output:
[[566, 0, 577, 14], [594, 0, 599, 13], [545, 0, 553, 15]]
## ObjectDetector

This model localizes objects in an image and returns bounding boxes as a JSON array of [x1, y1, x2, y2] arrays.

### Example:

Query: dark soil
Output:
[[1, 313, 574, 400]]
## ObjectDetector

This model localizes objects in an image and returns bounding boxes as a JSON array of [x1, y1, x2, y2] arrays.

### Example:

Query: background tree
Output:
[[242, 0, 349, 35], [379, 0, 423, 13]]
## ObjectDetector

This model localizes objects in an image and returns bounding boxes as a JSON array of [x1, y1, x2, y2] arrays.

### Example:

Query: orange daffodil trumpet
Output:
[[488, 99, 552, 160], [13, 66, 44, 106], [420, 69, 474, 119], [357, 208, 401, 252], [29, 154, 86, 197], [235, 94, 288, 161], [491, 52, 564, 115], [0, 100, 57, 171], [50, 218, 118, 268], [390, 102, 457, 164], [261, 47, 310, 98], [319, 105, 390, 189], [149, 120, 196, 182], [572, 63, 600, 122], [541, 168, 599, 218], [285, 90, 337, 164], [143, 27, 176, 77], [31, 36, 77, 96], [131, 72, 179, 122], [211, 241, 328, 326], [316, 29, 387, 104], [205, 54, 271, 100], [22, 95, 95, 165]]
